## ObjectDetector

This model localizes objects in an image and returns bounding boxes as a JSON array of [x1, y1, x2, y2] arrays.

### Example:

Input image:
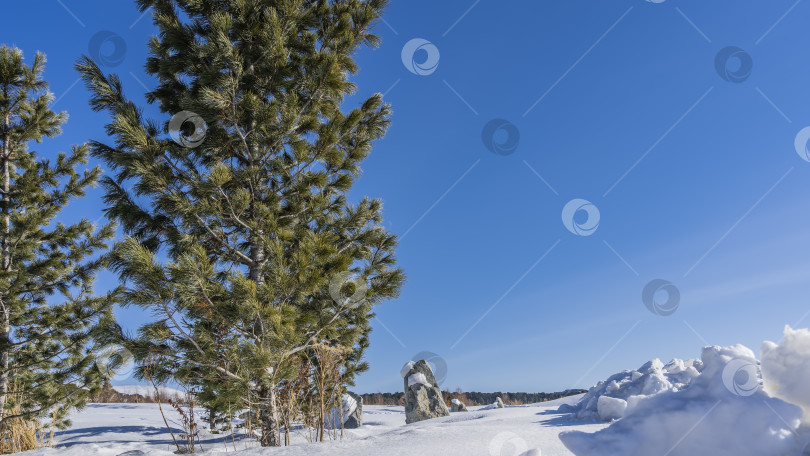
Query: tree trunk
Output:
[[319, 387, 325, 442], [258, 383, 282, 447], [248, 232, 281, 446], [0, 106, 11, 423], [207, 407, 216, 430]]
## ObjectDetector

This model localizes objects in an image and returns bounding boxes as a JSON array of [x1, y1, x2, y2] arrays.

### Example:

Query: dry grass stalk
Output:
[[0, 403, 57, 454]]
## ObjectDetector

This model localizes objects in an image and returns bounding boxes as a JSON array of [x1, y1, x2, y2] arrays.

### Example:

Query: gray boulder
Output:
[[451, 398, 468, 412], [343, 391, 363, 429], [401, 360, 450, 424], [325, 392, 363, 429]]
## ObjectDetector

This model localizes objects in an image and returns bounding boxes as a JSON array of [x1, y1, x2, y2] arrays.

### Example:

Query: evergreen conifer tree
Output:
[[0, 46, 115, 432], [78, 0, 403, 446]]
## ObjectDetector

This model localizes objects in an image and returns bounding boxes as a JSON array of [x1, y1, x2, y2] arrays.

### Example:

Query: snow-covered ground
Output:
[[23, 395, 604, 456], [21, 326, 810, 455]]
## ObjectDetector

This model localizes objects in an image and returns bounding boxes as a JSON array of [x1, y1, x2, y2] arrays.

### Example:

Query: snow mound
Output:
[[562, 357, 703, 421], [762, 325, 810, 423], [560, 344, 803, 456]]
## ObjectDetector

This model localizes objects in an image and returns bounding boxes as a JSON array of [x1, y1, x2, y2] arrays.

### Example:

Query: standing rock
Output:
[[451, 398, 468, 412], [494, 397, 505, 408], [325, 392, 363, 429], [343, 392, 363, 428], [401, 360, 450, 424]]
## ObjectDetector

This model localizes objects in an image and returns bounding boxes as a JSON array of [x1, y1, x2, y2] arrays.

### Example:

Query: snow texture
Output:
[[560, 344, 803, 456], [595, 396, 626, 421]]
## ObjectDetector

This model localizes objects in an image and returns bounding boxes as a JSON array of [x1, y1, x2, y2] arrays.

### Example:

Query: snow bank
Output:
[[561, 357, 702, 421], [762, 325, 810, 423], [560, 344, 803, 456]]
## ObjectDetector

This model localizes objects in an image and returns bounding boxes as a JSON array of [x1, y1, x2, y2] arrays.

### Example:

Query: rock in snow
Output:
[[479, 396, 506, 411], [344, 392, 363, 428], [560, 342, 804, 456], [450, 398, 468, 412], [402, 359, 450, 424], [325, 392, 363, 429]]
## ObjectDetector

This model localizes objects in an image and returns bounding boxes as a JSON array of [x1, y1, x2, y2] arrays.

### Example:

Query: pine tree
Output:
[[78, 0, 403, 446], [0, 46, 116, 433]]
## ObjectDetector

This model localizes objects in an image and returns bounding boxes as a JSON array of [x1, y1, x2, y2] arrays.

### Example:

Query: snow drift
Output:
[[762, 326, 810, 423], [560, 357, 702, 421], [561, 327, 810, 456]]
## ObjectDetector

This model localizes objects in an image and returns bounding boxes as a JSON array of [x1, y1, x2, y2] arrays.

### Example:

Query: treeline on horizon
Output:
[[87, 380, 587, 408], [360, 389, 588, 406]]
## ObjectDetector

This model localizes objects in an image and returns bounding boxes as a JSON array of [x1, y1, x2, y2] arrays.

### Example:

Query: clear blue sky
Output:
[[4, 0, 810, 394]]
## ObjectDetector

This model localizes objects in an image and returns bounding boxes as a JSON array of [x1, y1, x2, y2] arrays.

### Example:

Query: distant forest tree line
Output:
[[361, 389, 587, 406]]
